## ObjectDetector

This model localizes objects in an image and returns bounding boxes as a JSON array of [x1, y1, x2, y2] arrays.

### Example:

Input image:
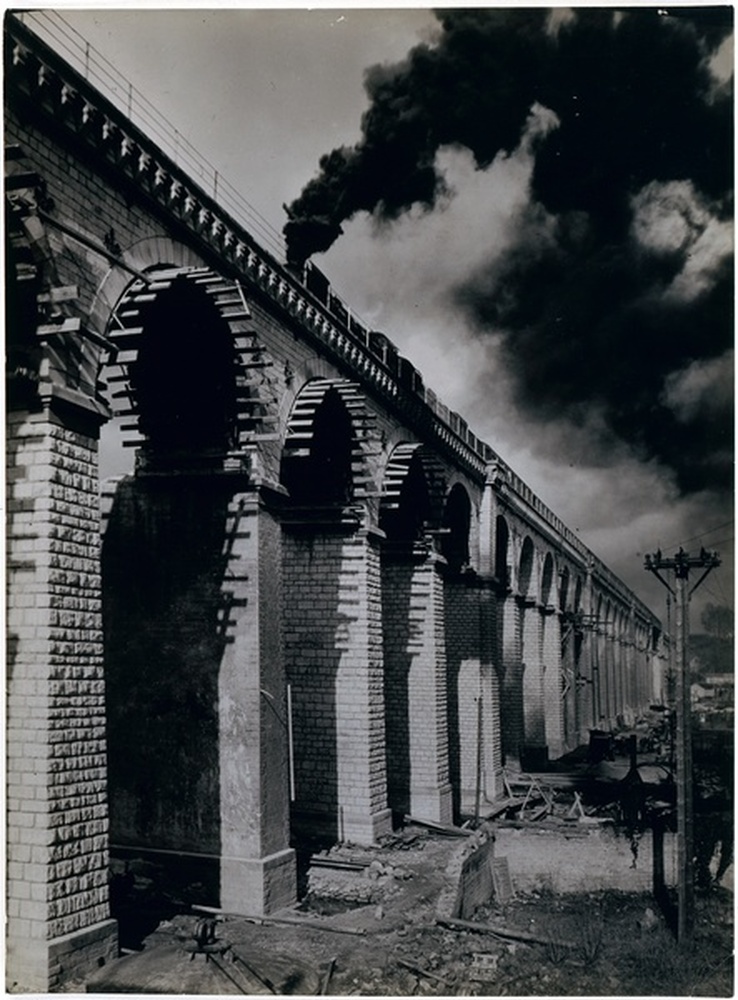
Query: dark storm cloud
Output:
[[284, 7, 733, 495], [283, 8, 552, 260]]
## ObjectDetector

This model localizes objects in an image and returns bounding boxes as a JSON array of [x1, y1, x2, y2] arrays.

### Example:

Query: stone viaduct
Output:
[[5, 14, 666, 990]]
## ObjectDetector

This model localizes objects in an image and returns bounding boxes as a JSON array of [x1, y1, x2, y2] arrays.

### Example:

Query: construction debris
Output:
[[396, 957, 451, 987], [192, 904, 367, 936], [319, 956, 336, 995], [437, 915, 574, 951], [404, 815, 473, 837]]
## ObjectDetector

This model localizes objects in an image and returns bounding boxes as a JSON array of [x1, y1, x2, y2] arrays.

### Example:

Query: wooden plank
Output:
[[404, 814, 472, 837], [320, 957, 336, 996], [437, 916, 574, 950], [396, 958, 450, 987], [191, 904, 365, 936], [484, 796, 524, 819]]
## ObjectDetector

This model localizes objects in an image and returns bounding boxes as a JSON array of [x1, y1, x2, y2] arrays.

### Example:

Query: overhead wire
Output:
[[20, 9, 288, 260], [20, 8, 379, 334], [659, 519, 734, 552]]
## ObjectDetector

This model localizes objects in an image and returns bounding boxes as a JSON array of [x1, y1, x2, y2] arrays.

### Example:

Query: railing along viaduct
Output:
[[4, 13, 666, 990]]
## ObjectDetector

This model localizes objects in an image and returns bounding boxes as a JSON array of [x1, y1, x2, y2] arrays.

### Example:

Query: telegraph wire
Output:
[[696, 536, 733, 550], [700, 582, 734, 614], [659, 519, 734, 552]]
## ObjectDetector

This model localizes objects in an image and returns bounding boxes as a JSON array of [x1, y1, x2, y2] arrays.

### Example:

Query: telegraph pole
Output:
[[644, 547, 721, 943]]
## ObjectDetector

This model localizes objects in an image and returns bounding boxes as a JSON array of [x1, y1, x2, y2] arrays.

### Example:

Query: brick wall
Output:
[[381, 553, 452, 824], [102, 477, 295, 915], [521, 604, 545, 752], [499, 596, 523, 766], [541, 611, 564, 757], [445, 578, 486, 818], [102, 475, 228, 856], [478, 586, 503, 800], [283, 529, 391, 844], [5, 108, 162, 318], [6, 408, 117, 990]]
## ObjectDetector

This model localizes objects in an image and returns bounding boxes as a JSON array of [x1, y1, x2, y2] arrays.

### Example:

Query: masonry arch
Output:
[[100, 266, 288, 909], [281, 382, 353, 505], [558, 563, 575, 745], [614, 605, 627, 717], [518, 536, 535, 599], [281, 377, 391, 844], [573, 576, 583, 612], [103, 266, 261, 469], [280, 377, 374, 508], [494, 515, 510, 591], [569, 575, 588, 738], [89, 236, 205, 335], [130, 277, 237, 463], [379, 443, 432, 542], [379, 443, 454, 825], [440, 483, 471, 571], [541, 552, 555, 608], [559, 566, 570, 612], [593, 593, 605, 723], [603, 599, 615, 722], [439, 481, 478, 820]]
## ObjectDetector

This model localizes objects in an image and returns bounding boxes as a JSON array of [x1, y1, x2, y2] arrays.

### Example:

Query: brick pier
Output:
[[7, 408, 118, 991]]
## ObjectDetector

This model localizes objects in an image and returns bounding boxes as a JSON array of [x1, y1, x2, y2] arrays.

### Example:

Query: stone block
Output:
[[220, 847, 297, 916]]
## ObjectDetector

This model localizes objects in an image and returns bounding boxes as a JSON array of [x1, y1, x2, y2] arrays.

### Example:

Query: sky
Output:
[[22, 4, 734, 627]]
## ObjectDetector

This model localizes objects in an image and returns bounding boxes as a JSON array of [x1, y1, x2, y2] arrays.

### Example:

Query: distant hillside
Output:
[[689, 633, 734, 679]]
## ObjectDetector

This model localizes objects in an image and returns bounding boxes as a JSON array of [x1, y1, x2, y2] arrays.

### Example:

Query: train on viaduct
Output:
[[5, 14, 667, 990]]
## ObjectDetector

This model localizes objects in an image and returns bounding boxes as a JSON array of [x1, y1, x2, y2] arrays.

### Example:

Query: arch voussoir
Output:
[[103, 265, 277, 459]]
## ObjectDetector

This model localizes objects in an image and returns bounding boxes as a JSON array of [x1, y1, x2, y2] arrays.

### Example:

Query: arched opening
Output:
[[494, 516, 510, 590], [281, 384, 354, 506], [380, 445, 431, 543], [101, 270, 259, 920], [379, 445, 439, 823], [541, 553, 554, 607], [594, 594, 605, 722], [571, 576, 586, 735], [128, 275, 238, 468], [559, 567, 570, 612], [518, 537, 535, 597], [440, 484, 471, 571]]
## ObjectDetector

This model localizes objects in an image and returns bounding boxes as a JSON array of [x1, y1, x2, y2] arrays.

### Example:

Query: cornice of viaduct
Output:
[[5, 14, 659, 630], [5, 16, 489, 483], [488, 464, 656, 626]]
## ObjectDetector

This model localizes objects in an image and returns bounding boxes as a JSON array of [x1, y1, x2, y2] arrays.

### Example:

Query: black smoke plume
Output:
[[284, 8, 733, 495]]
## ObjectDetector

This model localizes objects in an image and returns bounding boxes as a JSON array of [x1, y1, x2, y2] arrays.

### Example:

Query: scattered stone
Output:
[[469, 952, 500, 980]]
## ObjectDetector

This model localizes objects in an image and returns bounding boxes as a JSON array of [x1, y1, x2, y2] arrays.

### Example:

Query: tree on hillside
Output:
[[701, 603, 734, 642]]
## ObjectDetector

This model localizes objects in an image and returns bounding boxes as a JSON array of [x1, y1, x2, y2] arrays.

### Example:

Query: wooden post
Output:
[[645, 547, 720, 944], [673, 565, 694, 941]]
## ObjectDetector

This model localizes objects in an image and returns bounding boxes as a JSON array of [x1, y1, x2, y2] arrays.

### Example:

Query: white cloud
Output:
[[662, 350, 734, 424], [668, 215, 733, 303], [707, 31, 734, 101], [630, 179, 733, 303]]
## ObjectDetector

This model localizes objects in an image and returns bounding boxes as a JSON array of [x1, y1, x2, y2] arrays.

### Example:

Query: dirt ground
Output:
[[82, 822, 734, 997]]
